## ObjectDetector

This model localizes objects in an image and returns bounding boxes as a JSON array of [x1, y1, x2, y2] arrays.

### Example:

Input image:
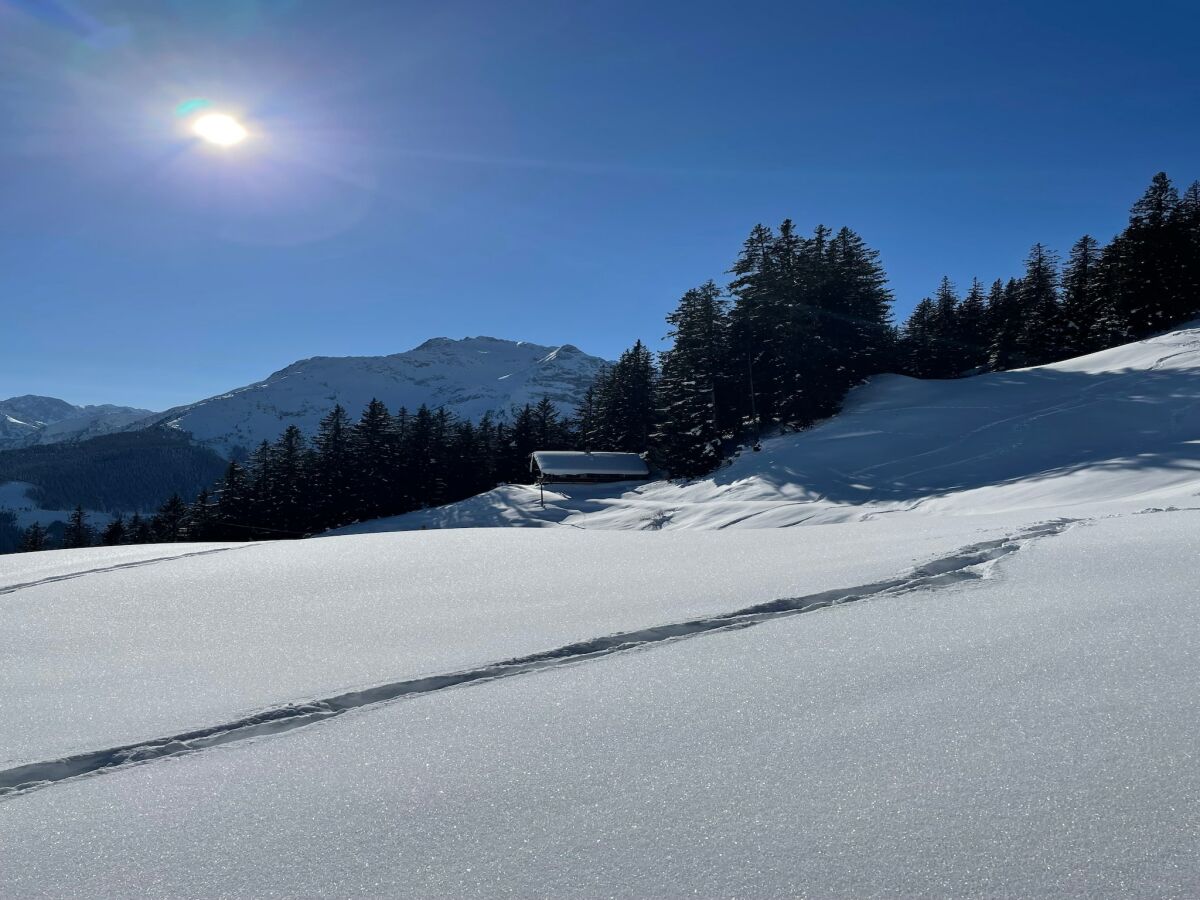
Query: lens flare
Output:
[[192, 112, 247, 147]]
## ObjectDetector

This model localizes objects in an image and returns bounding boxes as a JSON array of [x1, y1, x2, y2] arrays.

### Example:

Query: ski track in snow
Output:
[[0, 545, 257, 596], [0, 518, 1075, 799]]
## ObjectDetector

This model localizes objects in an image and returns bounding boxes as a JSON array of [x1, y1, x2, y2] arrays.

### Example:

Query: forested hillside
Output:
[[0, 429, 226, 513]]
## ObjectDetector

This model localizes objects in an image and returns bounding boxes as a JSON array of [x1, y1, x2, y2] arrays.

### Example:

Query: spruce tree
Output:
[[312, 404, 355, 529], [654, 281, 731, 476], [1015, 243, 1063, 366], [1118, 172, 1185, 334], [957, 278, 990, 371], [350, 400, 399, 520], [20, 521, 50, 552], [152, 494, 189, 542], [62, 505, 93, 549], [100, 514, 127, 546], [988, 278, 1025, 370], [1061, 235, 1107, 354]]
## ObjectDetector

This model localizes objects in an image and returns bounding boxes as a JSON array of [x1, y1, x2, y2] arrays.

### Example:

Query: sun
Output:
[[192, 112, 248, 147]]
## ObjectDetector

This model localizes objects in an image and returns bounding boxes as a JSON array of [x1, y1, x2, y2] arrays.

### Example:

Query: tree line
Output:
[[8, 171, 1198, 551], [899, 172, 1200, 376]]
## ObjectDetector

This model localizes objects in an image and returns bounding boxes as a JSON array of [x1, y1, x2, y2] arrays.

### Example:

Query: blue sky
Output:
[[2, 0, 1198, 409]]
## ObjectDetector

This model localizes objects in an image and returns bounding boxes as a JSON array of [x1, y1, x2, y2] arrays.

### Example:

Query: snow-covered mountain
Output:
[[0, 395, 154, 451], [139, 337, 609, 456]]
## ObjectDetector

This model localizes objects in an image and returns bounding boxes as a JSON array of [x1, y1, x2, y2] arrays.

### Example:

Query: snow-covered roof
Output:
[[531, 451, 649, 477]]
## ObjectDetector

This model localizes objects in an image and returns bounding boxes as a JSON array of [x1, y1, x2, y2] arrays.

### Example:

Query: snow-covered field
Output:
[[3, 326, 1199, 897]]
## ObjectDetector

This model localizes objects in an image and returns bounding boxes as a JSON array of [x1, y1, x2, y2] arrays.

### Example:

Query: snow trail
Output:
[[0, 519, 1074, 798], [0, 545, 256, 596]]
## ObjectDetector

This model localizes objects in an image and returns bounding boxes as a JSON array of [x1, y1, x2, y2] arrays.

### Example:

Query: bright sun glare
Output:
[[192, 112, 247, 147]]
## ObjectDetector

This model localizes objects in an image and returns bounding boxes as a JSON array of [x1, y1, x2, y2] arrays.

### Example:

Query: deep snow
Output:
[[2, 325, 1200, 897], [1, 513, 1197, 897], [0, 518, 1022, 768]]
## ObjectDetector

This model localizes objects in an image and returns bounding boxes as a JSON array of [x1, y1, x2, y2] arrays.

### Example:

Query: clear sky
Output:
[[2, 0, 1198, 410]]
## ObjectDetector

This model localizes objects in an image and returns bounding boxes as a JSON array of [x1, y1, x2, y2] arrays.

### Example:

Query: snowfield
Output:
[[3, 325, 1200, 897]]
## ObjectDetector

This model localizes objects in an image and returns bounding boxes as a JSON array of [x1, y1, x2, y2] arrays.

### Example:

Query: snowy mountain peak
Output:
[[0, 396, 154, 451], [138, 337, 611, 457]]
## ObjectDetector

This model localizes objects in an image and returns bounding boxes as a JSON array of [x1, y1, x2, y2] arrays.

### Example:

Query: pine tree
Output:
[[350, 399, 399, 519], [1060, 235, 1109, 354], [188, 489, 219, 541], [653, 281, 731, 476], [900, 297, 940, 377], [268, 425, 311, 537], [1118, 172, 1186, 334], [593, 341, 656, 451], [20, 522, 50, 552], [931, 276, 962, 375], [1014, 244, 1062, 366], [572, 385, 601, 452], [62, 505, 93, 549], [532, 396, 566, 449], [215, 461, 252, 540], [152, 494, 189, 542], [988, 278, 1025, 370], [127, 512, 154, 545], [957, 278, 990, 371], [100, 514, 127, 546], [822, 226, 895, 390], [312, 404, 355, 529]]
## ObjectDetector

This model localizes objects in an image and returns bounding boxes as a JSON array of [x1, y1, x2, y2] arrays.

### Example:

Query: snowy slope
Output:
[[0, 395, 152, 451], [3, 326, 1200, 897], [2, 512, 1198, 897], [0, 518, 1020, 768], [137, 337, 609, 456], [338, 322, 1200, 533]]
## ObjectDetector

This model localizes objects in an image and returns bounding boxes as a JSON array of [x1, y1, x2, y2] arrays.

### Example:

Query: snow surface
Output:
[[3, 325, 1200, 896], [135, 336, 609, 456], [0, 519, 1015, 768], [2, 512, 1197, 897]]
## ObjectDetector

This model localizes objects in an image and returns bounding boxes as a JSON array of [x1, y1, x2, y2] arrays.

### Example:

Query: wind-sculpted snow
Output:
[[0, 520, 1071, 797], [134, 336, 609, 456], [340, 323, 1200, 533], [2, 513, 1197, 898], [0, 519, 1029, 768]]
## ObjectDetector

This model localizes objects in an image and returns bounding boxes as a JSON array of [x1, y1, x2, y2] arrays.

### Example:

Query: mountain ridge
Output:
[[133, 336, 609, 457], [0, 395, 154, 451]]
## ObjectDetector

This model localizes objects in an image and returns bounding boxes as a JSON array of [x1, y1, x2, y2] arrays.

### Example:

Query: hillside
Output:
[[2, 326, 1199, 896], [0, 395, 153, 451], [138, 337, 609, 456], [334, 322, 1200, 533], [0, 428, 227, 514]]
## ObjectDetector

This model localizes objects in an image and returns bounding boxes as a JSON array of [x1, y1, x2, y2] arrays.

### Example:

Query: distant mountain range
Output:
[[3, 337, 609, 468], [0, 396, 153, 452], [137, 337, 609, 457]]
